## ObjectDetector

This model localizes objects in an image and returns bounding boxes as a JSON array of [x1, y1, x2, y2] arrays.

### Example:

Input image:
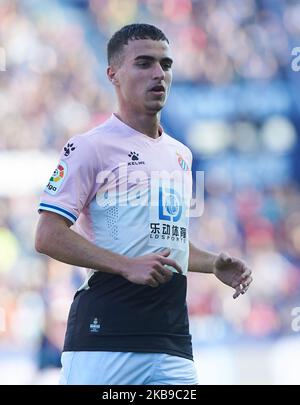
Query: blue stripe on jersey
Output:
[[39, 203, 77, 223]]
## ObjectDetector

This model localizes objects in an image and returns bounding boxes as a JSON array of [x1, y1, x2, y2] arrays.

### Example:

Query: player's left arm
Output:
[[188, 241, 253, 299]]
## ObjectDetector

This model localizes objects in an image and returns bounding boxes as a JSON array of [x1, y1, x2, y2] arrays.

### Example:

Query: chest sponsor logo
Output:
[[149, 180, 188, 251]]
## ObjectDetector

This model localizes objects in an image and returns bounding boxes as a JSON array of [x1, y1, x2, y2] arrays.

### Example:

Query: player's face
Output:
[[115, 39, 173, 114]]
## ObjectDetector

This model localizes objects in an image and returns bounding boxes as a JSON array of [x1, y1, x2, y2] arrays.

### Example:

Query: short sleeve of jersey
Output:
[[38, 135, 99, 224]]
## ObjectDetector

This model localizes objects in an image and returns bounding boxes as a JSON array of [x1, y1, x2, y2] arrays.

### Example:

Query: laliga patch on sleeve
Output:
[[45, 160, 67, 195]]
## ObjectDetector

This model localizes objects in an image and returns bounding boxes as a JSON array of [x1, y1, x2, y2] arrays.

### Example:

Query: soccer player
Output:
[[35, 24, 252, 385]]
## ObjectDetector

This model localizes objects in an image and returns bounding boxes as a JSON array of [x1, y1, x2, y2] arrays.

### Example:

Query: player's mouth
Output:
[[149, 84, 165, 96]]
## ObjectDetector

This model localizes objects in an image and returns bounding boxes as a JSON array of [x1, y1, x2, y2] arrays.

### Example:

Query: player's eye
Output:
[[136, 61, 151, 68], [161, 63, 172, 71]]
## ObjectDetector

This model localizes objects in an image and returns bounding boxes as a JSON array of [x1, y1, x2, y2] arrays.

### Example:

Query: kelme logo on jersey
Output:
[[64, 142, 76, 157], [177, 152, 189, 171], [128, 151, 145, 166], [45, 160, 67, 195], [159, 187, 182, 222]]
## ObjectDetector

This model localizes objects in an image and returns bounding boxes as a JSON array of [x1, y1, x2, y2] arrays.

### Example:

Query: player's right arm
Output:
[[35, 211, 181, 288]]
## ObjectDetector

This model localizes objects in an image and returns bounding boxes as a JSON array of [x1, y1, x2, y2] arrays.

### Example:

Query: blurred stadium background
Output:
[[1, 0, 300, 384]]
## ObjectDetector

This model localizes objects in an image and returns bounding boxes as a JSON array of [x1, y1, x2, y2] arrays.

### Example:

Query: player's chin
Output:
[[146, 100, 166, 113]]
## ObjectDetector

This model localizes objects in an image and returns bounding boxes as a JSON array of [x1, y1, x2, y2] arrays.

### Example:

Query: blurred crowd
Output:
[[0, 0, 300, 381], [188, 182, 300, 345], [1, 0, 299, 149]]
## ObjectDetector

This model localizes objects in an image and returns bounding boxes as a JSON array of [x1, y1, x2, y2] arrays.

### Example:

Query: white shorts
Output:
[[59, 351, 199, 385]]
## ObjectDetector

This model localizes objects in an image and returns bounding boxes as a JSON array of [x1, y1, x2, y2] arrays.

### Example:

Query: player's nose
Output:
[[152, 62, 165, 81]]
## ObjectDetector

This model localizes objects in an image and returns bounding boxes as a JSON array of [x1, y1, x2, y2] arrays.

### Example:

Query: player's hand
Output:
[[122, 248, 182, 288], [213, 253, 253, 299]]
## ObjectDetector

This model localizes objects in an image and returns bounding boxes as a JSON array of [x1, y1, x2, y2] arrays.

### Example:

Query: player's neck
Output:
[[115, 110, 161, 139]]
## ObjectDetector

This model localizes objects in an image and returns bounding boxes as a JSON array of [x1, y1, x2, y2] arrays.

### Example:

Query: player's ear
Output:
[[107, 66, 119, 86]]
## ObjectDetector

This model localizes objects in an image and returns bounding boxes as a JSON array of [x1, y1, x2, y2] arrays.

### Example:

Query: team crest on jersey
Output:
[[45, 160, 67, 195], [176, 152, 190, 171]]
